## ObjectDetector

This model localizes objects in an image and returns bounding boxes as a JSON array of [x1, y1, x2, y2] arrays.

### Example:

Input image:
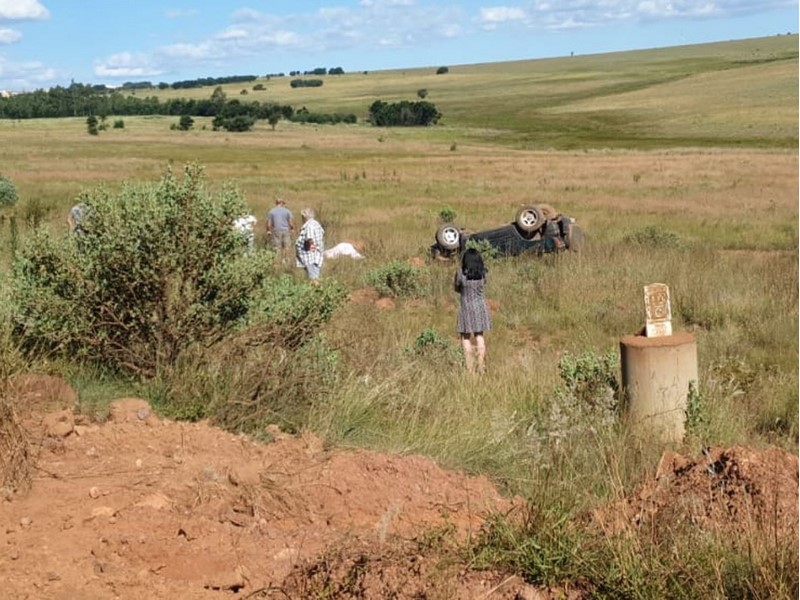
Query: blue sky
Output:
[[0, 0, 796, 91]]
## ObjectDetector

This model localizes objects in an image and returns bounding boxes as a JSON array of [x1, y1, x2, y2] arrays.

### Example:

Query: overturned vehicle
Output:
[[431, 204, 584, 260]]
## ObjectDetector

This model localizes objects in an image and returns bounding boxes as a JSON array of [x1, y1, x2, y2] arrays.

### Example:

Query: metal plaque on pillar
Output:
[[644, 283, 672, 337]]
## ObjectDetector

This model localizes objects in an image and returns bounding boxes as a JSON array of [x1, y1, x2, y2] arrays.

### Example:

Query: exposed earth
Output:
[[1, 374, 797, 599]]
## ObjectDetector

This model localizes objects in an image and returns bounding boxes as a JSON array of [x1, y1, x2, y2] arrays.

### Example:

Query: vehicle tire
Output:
[[435, 223, 461, 250], [565, 223, 585, 252], [515, 205, 545, 233]]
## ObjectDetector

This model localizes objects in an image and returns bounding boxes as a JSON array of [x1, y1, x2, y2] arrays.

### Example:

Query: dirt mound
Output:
[[593, 445, 798, 538], [280, 537, 577, 600], [0, 399, 520, 599]]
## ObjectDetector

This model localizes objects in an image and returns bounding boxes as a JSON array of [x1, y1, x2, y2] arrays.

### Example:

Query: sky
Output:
[[0, 0, 796, 91]]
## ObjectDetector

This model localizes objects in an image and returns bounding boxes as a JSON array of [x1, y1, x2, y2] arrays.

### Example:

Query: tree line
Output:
[[0, 83, 442, 130], [0, 83, 293, 121]]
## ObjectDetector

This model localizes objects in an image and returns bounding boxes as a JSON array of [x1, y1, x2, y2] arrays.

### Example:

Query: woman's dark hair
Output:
[[461, 248, 486, 280]]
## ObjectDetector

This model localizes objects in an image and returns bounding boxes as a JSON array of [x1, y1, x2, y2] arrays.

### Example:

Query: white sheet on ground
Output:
[[323, 242, 364, 260]]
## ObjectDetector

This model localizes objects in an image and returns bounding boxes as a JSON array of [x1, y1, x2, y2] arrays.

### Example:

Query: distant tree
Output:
[[328, 67, 345, 75], [86, 115, 99, 135], [367, 100, 441, 127], [417, 88, 428, 99], [436, 66, 449, 75], [253, 83, 265, 91], [113, 119, 125, 129], [290, 79, 324, 88], [177, 115, 194, 131], [213, 113, 255, 132], [210, 86, 227, 104]]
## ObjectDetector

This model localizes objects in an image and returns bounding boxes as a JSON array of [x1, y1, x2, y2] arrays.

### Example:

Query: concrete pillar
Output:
[[619, 331, 698, 442]]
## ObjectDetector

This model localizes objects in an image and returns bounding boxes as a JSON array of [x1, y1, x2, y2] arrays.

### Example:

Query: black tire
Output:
[[565, 223, 585, 252], [515, 205, 545, 233], [435, 223, 461, 250]]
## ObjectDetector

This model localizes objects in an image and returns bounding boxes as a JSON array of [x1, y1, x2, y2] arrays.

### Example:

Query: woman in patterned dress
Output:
[[454, 248, 491, 373]]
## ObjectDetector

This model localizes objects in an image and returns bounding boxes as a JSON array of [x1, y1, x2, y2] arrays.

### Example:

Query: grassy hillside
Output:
[[144, 34, 798, 149]]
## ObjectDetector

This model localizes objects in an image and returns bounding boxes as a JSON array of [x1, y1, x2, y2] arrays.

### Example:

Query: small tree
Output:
[[86, 115, 99, 135], [417, 88, 428, 99], [436, 66, 449, 75], [177, 115, 194, 131]]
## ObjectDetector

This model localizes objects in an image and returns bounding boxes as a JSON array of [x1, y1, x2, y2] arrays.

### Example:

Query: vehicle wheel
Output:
[[515, 205, 545, 233], [565, 224, 585, 252], [435, 223, 461, 250]]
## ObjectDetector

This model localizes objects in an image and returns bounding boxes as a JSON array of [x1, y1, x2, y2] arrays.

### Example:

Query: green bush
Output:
[[247, 275, 348, 349], [405, 327, 461, 365], [177, 115, 194, 131], [0, 175, 19, 208], [10, 163, 272, 376], [531, 349, 621, 447], [86, 115, 98, 135], [464, 238, 499, 264], [365, 260, 429, 298], [623, 224, 684, 249], [438, 206, 457, 223]]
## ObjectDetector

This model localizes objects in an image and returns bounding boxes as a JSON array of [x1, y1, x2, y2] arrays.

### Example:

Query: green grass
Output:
[[141, 34, 798, 149]]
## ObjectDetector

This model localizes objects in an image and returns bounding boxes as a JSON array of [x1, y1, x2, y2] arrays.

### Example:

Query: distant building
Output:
[[0, 90, 11, 98]]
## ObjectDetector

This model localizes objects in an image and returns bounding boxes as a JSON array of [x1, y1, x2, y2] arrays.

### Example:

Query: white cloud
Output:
[[0, 55, 56, 90], [215, 27, 249, 41], [485, 0, 796, 30], [160, 42, 213, 60], [478, 6, 528, 29], [94, 52, 163, 78], [0, 27, 21, 43], [0, 0, 49, 20], [164, 8, 198, 19], [479, 6, 527, 23]]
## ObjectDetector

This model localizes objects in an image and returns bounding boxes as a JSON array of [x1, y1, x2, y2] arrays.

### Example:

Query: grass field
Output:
[[0, 34, 797, 597]]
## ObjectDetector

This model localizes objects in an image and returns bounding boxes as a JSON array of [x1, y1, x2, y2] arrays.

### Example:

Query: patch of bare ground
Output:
[[0, 376, 535, 600], [2, 375, 796, 599]]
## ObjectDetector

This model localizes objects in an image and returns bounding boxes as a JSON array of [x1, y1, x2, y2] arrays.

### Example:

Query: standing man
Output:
[[266, 197, 294, 264], [295, 208, 325, 283]]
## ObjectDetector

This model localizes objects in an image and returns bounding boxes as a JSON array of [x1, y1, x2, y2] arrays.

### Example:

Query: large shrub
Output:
[[11, 164, 274, 376]]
